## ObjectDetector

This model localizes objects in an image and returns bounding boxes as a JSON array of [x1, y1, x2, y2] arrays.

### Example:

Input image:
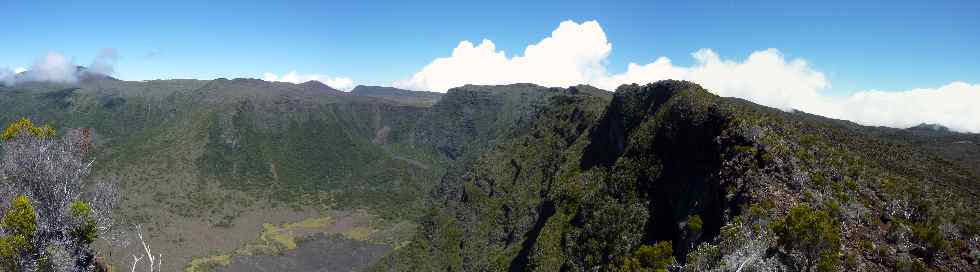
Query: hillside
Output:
[[1, 79, 977, 271], [378, 81, 979, 271], [0, 77, 450, 271]]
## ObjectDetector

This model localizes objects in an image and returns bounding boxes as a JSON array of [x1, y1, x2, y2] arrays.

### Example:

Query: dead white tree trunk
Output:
[[130, 224, 162, 272]]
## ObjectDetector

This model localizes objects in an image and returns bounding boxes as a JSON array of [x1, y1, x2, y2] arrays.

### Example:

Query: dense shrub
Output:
[[0, 118, 54, 141], [69, 201, 98, 244], [771, 204, 842, 271], [687, 214, 703, 235], [0, 195, 36, 270], [911, 222, 947, 261], [3, 195, 37, 237], [0, 118, 119, 271], [619, 241, 675, 272]]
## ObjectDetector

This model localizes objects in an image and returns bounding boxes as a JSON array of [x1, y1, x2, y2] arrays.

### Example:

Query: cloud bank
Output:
[[88, 48, 119, 75], [0, 68, 13, 86], [821, 82, 980, 133], [1, 49, 120, 86], [28, 52, 79, 84], [262, 71, 355, 91], [395, 20, 980, 133]]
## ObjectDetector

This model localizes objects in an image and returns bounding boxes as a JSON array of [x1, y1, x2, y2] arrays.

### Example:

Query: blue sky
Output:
[[3, 0, 977, 91], [3, 0, 980, 131]]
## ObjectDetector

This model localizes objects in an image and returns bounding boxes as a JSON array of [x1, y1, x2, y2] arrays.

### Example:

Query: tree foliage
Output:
[[1, 118, 54, 141]]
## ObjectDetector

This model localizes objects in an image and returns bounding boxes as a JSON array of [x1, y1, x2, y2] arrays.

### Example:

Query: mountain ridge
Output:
[[379, 80, 979, 271]]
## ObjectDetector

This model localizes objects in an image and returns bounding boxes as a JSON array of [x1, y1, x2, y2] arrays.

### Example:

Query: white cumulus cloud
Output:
[[395, 20, 980, 133], [263, 70, 355, 91], [394, 20, 611, 92], [596, 48, 829, 112]]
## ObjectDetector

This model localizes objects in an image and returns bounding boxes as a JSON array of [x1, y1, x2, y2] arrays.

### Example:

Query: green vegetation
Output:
[[771, 204, 841, 271], [350, 85, 444, 107], [2, 195, 37, 238], [69, 201, 98, 244], [0, 119, 111, 271], [619, 241, 675, 272], [4, 79, 979, 271], [184, 218, 334, 272], [195, 102, 446, 219], [1, 118, 55, 140], [681, 243, 720, 272], [186, 213, 398, 272], [0, 196, 37, 270], [911, 221, 947, 258], [686, 215, 703, 235], [896, 257, 929, 272], [380, 80, 979, 271], [1, 79, 450, 269]]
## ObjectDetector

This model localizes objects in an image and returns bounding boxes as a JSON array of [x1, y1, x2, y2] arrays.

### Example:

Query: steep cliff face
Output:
[[381, 80, 979, 271], [380, 83, 614, 271], [413, 84, 561, 160], [581, 81, 735, 262]]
